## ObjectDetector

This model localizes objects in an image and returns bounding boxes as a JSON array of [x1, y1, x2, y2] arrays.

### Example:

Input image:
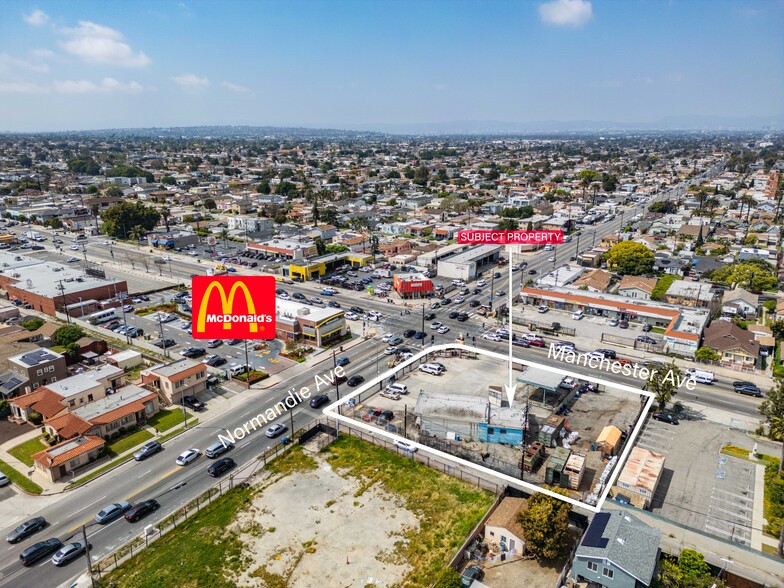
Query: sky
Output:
[[0, 0, 782, 132]]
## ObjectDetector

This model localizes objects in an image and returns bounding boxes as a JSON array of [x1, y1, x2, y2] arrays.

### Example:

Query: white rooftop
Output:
[[46, 365, 123, 398], [275, 298, 344, 324]]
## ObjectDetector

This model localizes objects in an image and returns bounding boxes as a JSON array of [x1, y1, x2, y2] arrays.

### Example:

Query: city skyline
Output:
[[0, 0, 783, 132]]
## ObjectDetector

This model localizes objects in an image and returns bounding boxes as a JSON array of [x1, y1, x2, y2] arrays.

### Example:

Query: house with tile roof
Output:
[[571, 510, 660, 587], [572, 269, 614, 293], [8, 386, 67, 424], [31, 435, 106, 483], [616, 276, 658, 300]]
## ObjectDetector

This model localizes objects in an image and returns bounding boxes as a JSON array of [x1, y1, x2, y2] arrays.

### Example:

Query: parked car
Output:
[[175, 448, 201, 466], [0, 472, 9, 487], [652, 412, 679, 425], [619, 320, 629, 329], [537, 305, 549, 313], [95, 501, 132, 524], [393, 439, 418, 453], [641, 324, 653, 332], [183, 395, 205, 411], [153, 338, 176, 349], [20, 538, 63, 567], [6, 517, 47, 543], [636, 335, 657, 345], [204, 355, 227, 367], [461, 564, 484, 587], [133, 441, 162, 461], [207, 339, 222, 348], [608, 318, 619, 327], [734, 383, 762, 397], [125, 500, 160, 522], [207, 457, 236, 477]]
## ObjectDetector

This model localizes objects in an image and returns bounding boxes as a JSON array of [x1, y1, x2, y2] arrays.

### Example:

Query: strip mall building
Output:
[[519, 287, 708, 356]]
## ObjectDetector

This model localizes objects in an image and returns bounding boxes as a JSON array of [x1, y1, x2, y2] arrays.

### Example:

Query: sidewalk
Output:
[[0, 427, 70, 495]]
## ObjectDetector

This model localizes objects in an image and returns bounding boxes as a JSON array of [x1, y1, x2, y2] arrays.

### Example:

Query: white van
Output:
[[386, 383, 408, 395], [686, 368, 715, 385], [419, 363, 443, 375], [572, 310, 584, 320], [229, 364, 248, 377]]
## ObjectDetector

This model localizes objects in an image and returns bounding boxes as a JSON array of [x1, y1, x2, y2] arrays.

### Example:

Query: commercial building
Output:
[[286, 250, 373, 281], [274, 299, 346, 347], [0, 251, 128, 317], [247, 238, 317, 261], [393, 273, 434, 299], [436, 244, 502, 281], [147, 231, 200, 250], [519, 287, 708, 356], [611, 447, 666, 510]]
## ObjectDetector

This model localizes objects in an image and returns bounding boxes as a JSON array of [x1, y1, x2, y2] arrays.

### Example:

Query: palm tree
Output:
[[128, 225, 146, 246], [741, 195, 755, 224], [219, 228, 230, 247], [160, 206, 171, 232]]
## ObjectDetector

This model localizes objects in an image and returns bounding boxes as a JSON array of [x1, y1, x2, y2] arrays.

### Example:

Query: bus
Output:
[[86, 308, 118, 325]]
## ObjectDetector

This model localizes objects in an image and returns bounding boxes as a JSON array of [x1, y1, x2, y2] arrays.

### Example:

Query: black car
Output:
[[469, 300, 481, 308], [448, 311, 460, 319], [226, 339, 243, 345], [349, 306, 364, 314], [309, 394, 330, 408], [20, 538, 62, 567], [461, 564, 484, 587], [441, 298, 452, 305], [596, 348, 617, 359], [403, 329, 416, 338], [619, 320, 629, 329], [493, 272, 501, 278], [205, 355, 227, 367], [183, 395, 205, 411], [528, 269, 538, 274], [424, 312, 436, 320], [456, 313, 469, 322], [551, 322, 561, 331], [327, 301, 341, 308], [6, 517, 47, 543], [347, 375, 365, 387], [125, 500, 160, 522], [153, 338, 176, 349], [734, 384, 762, 397], [134, 441, 162, 461], [652, 412, 679, 425], [636, 335, 657, 345], [472, 288, 482, 295], [512, 339, 530, 347], [641, 324, 653, 332], [181, 347, 206, 358], [208, 457, 236, 477]]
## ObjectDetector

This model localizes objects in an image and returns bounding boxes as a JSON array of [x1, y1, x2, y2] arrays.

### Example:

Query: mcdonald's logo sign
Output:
[[192, 276, 276, 340]]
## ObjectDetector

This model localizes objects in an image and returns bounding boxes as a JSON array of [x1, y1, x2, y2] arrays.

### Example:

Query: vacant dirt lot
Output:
[[231, 456, 419, 587]]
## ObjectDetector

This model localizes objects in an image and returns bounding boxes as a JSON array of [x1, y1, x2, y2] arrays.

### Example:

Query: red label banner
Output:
[[456, 230, 564, 245]]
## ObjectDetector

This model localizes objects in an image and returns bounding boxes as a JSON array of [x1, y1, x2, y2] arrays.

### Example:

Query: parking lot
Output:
[[635, 416, 765, 547]]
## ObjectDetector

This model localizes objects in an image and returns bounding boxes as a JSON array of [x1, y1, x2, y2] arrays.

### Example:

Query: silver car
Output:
[[95, 501, 131, 524], [52, 541, 87, 566]]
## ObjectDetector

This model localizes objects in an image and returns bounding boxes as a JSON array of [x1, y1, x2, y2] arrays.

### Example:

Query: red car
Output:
[[528, 339, 546, 348], [362, 408, 383, 422]]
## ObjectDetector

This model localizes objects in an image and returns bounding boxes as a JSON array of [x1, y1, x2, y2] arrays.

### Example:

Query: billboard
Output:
[[191, 276, 276, 340]]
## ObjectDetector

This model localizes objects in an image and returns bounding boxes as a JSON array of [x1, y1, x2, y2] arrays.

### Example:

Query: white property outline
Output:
[[322, 342, 655, 513]]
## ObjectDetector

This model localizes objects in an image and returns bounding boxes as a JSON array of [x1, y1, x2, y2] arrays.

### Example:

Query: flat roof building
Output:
[[436, 244, 501, 281]]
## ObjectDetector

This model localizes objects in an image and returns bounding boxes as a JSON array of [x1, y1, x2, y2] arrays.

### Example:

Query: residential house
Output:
[[571, 511, 661, 588], [663, 281, 717, 311], [747, 324, 776, 359], [7, 348, 68, 393], [572, 269, 614, 293], [702, 320, 760, 369], [483, 496, 527, 557], [8, 386, 67, 424], [31, 435, 106, 483], [776, 298, 784, 322], [721, 288, 759, 320], [616, 276, 657, 300], [44, 384, 159, 441], [141, 359, 207, 405], [44, 364, 124, 410]]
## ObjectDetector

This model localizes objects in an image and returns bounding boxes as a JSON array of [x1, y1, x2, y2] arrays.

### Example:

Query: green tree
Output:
[[256, 180, 271, 194], [770, 319, 784, 340], [101, 201, 161, 238], [760, 379, 784, 475], [577, 169, 599, 201], [64, 342, 80, 359], [20, 318, 44, 331], [160, 206, 172, 232], [67, 157, 100, 175], [160, 175, 176, 185], [86, 185, 99, 194], [53, 325, 85, 347], [314, 237, 326, 255], [203, 198, 217, 210], [604, 241, 655, 275], [708, 261, 777, 291], [18, 154, 33, 168], [43, 218, 63, 229], [325, 244, 350, 254], [517, 489, 570, 559], [104, 185, 123, 197], [648, 361, 681, 410], [695, 347, 720, 362], [498, 218, 519, 230], [654, 549, 723, 588]]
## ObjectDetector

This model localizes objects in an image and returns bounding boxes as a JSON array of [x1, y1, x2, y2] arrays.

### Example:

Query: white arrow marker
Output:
[[504, 245, 516, 406]]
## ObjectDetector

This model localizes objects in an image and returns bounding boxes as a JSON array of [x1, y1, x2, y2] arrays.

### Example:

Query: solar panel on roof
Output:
[[19, 349, 56, 366], [582, 512, 610, 548]]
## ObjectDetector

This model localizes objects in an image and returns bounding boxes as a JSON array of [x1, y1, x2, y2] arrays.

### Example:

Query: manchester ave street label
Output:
[[192, 275, 276, 340]]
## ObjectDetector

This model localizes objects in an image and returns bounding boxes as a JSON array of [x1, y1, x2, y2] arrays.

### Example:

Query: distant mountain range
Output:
[[10, 114, 783, 139]]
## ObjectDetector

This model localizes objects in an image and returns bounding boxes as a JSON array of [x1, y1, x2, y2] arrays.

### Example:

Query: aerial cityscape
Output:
[[0, 1, 783, 588]]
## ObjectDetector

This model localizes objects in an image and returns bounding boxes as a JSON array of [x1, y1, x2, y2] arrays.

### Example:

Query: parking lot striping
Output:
[[712, 487, 754, 501], [710, 494, 754, 510], [704, 523, 750, 542], [708, 504, 752, 521]]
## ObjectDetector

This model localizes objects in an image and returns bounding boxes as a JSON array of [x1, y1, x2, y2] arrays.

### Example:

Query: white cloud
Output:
[[0, 81, 48, 93], [60, 21, 150, 67], [221, 80, 252, 94], [173, 73, 209, 87], [0, 53, 49, 73], [54, 77, 144, 94], [24, 9, 50, 26], [31, 48, 55, 59], [539, 0, 593, 27]]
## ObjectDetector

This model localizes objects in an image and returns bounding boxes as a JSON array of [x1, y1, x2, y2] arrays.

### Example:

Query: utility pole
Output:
[[421, 303, 425, 348], [58, 280, 71, 324], [181, 395, 189, 430], [81, 524, 95, 588], [243, 340, 250, 389]]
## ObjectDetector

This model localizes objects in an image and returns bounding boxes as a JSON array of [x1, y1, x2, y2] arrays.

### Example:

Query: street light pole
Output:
[[81, 524, 95, 588]]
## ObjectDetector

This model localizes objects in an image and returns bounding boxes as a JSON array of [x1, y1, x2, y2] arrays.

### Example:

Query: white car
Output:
[[345, 311, 359, 320], [548, 256, 555, 262], [175, 448, 201, 466], [381, 332, 395, 342], [0, 472, 9, 487], [384, 346, 399, 355], [162, 255, 172, 262], [367, 311, 381, 322], [483, 333, 502, 341], [476, 279, 487, 287], [69, 245, 79, 251], [454, 296, 465, 304], [189, 251, 199, 256], [102, 240, 111, 245], [66, 256, 79, 262], [430, 321, 442, 329], [380, 389, 401, 400], [537, 305, 549, 313], [437, 325, 450, 334], [393, 439, 418, 453]]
